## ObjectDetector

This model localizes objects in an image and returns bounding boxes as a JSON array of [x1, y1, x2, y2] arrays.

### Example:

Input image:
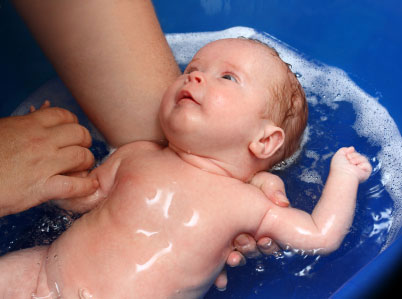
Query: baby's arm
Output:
[[255, 147, 372, 254], [248, 172, 289, 255]]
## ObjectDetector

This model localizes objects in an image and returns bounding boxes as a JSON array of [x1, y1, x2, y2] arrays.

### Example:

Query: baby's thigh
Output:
[[0, 246, 48, 298]]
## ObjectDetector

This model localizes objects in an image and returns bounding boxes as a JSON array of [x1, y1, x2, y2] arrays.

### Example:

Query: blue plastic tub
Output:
[[1, 1, 401, 298]]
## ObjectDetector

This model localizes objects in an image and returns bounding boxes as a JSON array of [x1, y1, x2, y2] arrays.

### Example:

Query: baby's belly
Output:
[[44, 203, 232, 298]]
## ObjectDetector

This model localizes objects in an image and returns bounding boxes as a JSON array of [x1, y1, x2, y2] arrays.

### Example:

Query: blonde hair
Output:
[[242, 38, 308, 165]]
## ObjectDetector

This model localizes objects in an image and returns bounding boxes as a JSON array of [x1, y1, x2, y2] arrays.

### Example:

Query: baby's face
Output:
[[159, 38, 285, 155]]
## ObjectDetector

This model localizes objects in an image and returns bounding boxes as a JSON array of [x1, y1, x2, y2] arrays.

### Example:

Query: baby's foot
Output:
[[331, 147, 372, 183]]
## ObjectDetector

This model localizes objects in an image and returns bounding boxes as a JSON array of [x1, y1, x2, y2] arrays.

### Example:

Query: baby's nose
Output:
[[186, 71, 204, 84]]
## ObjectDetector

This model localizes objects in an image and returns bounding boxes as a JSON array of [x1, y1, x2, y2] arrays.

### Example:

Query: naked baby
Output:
[[0, 38, 371, 298]]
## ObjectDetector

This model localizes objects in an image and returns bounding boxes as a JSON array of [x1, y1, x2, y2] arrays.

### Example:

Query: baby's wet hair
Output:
[[238, 36, 308, 166], [237, 36, 282, 58]]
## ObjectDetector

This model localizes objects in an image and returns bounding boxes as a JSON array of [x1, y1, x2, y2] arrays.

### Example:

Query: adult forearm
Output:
[[13, 0, 180, 147]]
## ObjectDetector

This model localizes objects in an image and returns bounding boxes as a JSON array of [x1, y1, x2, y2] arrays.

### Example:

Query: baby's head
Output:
[[159, 38, 307, 178], [244, 38, 308, 167]]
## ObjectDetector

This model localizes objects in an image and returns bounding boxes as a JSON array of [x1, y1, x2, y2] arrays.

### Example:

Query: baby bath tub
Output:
[[1, 1, 401, 298]]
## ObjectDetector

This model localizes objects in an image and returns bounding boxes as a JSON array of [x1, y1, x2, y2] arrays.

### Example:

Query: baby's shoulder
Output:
[[224, 178, 271, 207], [216, 180, 274, 232]]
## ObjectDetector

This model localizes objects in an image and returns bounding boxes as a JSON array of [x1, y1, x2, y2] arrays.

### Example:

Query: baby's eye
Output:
[[221, 74, 238, 83]]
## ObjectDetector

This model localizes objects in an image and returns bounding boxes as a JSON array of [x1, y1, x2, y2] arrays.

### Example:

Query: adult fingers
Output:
[[29, 101, 51, 113], [67, 171, 90, 178], [48, 123, 92, 149], [214, 268, 228, 291], [269, 191, 290, 207], [31, 107, 78, 127], [226, 251, 246, 267], [53, 146, 95, 174], [264, 176, 289, 207], [42, 175, 99, 201], [40, 100, 51, 109], [233, 234, 261, 258], [257, 237, 280, 256]]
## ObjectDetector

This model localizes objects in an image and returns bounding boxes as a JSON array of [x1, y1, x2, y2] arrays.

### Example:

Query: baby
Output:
[[0, 38, 371, 298]]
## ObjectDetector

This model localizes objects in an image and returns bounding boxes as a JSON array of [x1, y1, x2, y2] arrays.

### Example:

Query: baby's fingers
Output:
[[357, 160, 373, 180], [358, 161, 372, 172], [346, 152, 366, 165], [346, 152, 372, 182], [345, 146, 355, 154]]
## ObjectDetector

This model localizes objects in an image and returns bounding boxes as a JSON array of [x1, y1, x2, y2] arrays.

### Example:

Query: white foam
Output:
[[166, 26, 402, 248], [299, 169, 323, 185]]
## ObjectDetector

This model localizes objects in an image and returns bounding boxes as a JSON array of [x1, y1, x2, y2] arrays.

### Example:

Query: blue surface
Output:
[[1, 1, 402, 298]]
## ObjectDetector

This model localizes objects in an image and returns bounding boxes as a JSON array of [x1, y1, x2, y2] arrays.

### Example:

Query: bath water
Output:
[[1, 27, 401, 298]]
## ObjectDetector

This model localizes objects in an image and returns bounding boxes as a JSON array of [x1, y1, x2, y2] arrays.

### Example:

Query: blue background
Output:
[[1, 0, 402, 297]]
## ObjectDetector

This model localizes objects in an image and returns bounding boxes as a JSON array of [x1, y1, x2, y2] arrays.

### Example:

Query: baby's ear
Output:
[[249, 124, 284, 160]]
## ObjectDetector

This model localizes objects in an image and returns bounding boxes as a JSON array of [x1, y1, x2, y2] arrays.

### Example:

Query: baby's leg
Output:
[[0, 246, 50, 299]]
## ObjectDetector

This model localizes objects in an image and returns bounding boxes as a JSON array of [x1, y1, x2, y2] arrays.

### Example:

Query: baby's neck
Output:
[[166, 144, 255, 182]]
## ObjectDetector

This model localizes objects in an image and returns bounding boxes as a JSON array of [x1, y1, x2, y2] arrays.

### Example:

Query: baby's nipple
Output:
[[79, 288, 94, 299]]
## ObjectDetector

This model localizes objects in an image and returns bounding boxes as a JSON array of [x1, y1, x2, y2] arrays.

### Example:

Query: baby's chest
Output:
[[107, 164, 267, 240]]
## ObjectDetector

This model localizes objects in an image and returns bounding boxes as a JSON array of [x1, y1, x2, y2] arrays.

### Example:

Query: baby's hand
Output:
[[331, 147, 372, 183]]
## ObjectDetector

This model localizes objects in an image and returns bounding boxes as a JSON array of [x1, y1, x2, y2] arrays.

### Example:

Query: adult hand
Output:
[[0, 102, 98, 217], [214, 172, 287, 290], [214, 235, 281, 291]]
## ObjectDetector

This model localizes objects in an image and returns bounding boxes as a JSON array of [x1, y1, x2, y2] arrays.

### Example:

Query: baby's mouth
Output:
[[177, 90, 199, 105]]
